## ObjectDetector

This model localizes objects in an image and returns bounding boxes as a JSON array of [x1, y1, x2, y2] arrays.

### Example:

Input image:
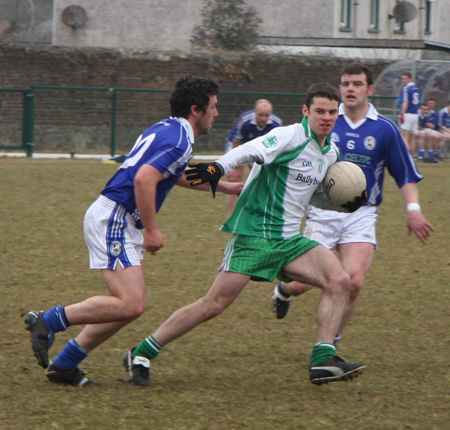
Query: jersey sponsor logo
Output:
[[345, 132, 360, 138], [110, 241, 122, 257], [364, 136, 376, 150], [295, 173, 319, 186], [343, 152, 371, 165], [261, 135, 278, 148]]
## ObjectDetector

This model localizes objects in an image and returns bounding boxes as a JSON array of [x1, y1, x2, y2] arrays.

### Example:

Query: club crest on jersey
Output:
[[331, 131, 340, 143], [110, 241, 122, 257], [364, 136, 376, 150], [317, 158, 325, 174]]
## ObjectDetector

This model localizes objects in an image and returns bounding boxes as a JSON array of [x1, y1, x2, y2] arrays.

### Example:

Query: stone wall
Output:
[[0, 44, 393, 154]]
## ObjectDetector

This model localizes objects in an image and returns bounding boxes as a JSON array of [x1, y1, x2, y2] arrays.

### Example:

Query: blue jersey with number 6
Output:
[[101, 117, 193, 228], [330, 104, 422, 207]]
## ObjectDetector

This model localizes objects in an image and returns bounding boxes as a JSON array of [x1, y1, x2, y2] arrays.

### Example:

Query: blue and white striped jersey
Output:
[[101, 117, 194, 228], [331, 104, 422, 207]]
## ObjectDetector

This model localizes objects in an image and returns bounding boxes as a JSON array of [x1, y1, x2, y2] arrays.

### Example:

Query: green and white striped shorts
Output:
[[219, 234, 320, 283]]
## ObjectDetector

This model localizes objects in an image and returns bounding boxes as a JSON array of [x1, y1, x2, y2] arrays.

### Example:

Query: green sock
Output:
[[134, 334, 163, 360], [310, 342, 336, 366]]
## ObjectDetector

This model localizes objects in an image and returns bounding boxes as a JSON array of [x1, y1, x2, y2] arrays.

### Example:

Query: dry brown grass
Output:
[[0, 158, 448, 429]]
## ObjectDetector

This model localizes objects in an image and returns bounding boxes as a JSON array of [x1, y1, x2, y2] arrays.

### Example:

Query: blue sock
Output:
[[43, 305, 70, 333], [278, 282, 291, 298], [54, 339, 87, 368]]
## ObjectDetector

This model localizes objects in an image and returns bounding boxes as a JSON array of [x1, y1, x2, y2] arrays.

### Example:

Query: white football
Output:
[[323, 161, 366, 206]]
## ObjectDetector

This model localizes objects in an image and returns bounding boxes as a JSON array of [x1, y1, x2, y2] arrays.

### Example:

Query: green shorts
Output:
[[220, 234, 320, 283]]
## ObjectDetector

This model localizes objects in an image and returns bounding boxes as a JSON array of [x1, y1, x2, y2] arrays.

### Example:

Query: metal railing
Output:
[[0, 86, 398, 157]]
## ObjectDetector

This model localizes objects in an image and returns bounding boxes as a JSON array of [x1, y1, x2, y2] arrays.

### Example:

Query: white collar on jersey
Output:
[[173, 117, 195, 145], [339, 102, 379, 121]]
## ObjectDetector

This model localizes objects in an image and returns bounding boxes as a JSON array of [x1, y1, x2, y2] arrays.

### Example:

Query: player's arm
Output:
[[185, 142, 264, 197], [309, 185, 347, 212], [400, 182, 434, 244], [134, 164, 164, 253], [401, 100, 408, 115], [177, 174, 244, 196], [309, 184, 366, 213]]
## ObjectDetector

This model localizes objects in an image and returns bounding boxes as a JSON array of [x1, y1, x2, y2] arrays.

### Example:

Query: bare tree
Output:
[[191, 0, 261, 51]]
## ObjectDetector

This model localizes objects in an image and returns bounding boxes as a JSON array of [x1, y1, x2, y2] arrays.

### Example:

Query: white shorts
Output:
[[302, 205, 378, 253], [84, 195, 144, 270], [399, 113, 419, 133]]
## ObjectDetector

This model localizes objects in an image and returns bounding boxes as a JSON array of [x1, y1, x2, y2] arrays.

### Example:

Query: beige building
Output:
[[1, 1, 449, 60]]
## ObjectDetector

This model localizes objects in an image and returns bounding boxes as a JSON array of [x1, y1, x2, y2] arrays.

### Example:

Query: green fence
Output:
[[0, 88, 35, 156], [0, 86, 398, 157]]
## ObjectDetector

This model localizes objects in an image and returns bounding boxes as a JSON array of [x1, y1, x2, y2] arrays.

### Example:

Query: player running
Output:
[[271, 64, 433, 347], [24, 75, 242, 386], [123, 82, 367, 388]]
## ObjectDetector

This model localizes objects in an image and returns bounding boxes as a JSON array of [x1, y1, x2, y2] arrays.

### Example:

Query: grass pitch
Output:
[[0, 158, 448, 430]]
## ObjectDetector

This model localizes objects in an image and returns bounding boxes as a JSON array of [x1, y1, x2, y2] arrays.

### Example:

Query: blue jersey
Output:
[[418, 112, 428, 129], [427, 110, 439, 130], [419, 111, 435, 129], [401, 83, 420, 114], [101, 117, 194, 229], [437, 107, 450, 129], [233, 109, 282, 143], [330, 104, 422, 206]]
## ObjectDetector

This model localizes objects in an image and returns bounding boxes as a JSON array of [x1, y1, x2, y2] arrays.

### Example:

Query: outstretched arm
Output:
[[177, 174, 244, 195], [400, 182, 434, 243]]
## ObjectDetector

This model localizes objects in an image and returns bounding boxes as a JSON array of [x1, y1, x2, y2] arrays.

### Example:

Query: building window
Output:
[[369, 0, 380, 32], [425, 0, 432, 34], [340, 0, 352, 31]]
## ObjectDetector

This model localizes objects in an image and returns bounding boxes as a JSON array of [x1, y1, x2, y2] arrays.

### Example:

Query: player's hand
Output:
[[186, 162, 224, 198], [341, 190, 367, 213], [407, 210, 434, 244], [399, 114, 404, 124], [143, 228, 164, 253]]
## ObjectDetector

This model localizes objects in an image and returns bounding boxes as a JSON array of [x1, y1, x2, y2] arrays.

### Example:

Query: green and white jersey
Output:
[[219, 117, 340, 239]]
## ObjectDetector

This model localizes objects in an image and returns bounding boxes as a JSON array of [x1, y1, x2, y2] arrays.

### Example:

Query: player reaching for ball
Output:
[[271, 63, 434, 346], [124, 82, 368, 388]]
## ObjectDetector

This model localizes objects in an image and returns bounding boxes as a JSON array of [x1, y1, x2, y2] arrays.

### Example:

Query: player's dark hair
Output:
[[170, 75, 219, 118], [305, 82, 340, 109], [402, 72, 412, 79], [341, 63, 374, 86]]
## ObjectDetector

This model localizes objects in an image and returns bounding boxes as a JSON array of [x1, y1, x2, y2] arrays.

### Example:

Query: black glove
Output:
[[341, 190, 368, 213], [185, 162, 224, 198]]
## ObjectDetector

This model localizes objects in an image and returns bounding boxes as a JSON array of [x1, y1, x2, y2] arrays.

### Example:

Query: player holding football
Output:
[[271, 63, 434, 346], [24, 75, 242, 386], [123, 82, 368, 388]]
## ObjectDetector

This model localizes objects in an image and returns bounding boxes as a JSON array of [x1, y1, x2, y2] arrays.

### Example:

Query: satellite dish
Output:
[[389, 2, 418, 23], [61, 5, 88, 30]]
